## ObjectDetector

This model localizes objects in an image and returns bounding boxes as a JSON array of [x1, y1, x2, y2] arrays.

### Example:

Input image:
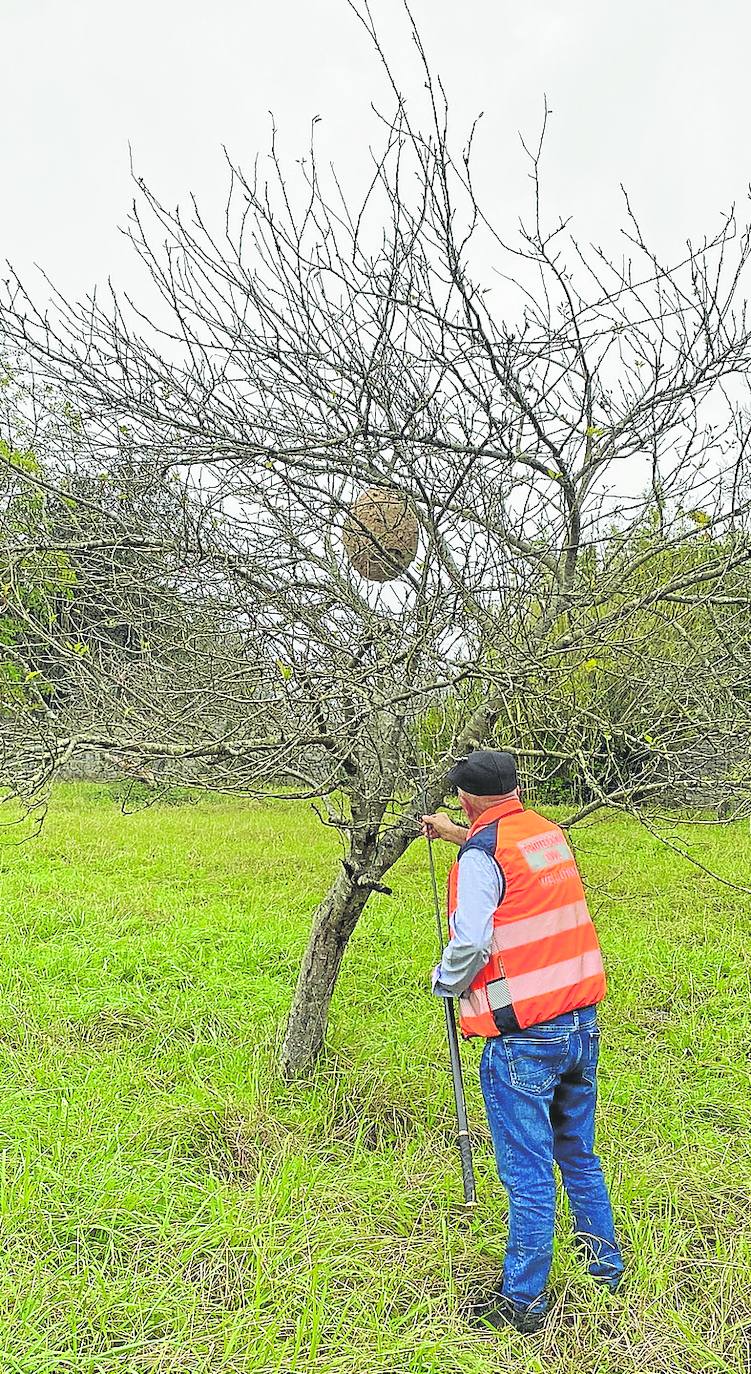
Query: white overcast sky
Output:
[[3, 0, 750, 307]]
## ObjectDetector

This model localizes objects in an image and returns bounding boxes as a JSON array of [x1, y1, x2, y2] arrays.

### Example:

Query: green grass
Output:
[[0, 785, 748, 1373]]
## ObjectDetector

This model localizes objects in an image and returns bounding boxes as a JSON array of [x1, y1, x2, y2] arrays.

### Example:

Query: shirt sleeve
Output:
[[431, 846, 501, 999]]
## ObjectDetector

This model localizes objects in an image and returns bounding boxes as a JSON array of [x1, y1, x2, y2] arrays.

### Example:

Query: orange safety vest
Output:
[[447, 798, 606, 1038]]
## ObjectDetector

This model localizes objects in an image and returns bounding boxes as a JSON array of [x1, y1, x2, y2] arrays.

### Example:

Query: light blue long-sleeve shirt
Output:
[[432, 846, 501, 998]]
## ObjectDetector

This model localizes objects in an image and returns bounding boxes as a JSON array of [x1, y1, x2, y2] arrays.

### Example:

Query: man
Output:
[[422, 749, 623, 1335]]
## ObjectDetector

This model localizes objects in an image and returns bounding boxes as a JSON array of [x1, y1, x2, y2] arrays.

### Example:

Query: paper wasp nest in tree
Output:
[[341, 486, 419, 582]]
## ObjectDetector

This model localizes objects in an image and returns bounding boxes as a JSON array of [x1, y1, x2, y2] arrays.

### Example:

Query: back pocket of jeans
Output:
[[503, 1035, 569, 1094]]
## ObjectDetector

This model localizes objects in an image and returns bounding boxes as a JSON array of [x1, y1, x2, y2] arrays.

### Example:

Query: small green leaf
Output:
[[688, 509, 710, 528]]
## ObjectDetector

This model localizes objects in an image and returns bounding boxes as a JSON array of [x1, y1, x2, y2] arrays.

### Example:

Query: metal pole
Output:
[[426, 832, 478, 1208]]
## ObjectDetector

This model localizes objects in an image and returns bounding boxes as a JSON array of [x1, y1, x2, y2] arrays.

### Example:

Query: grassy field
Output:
[[0, 785, 748, 1374]]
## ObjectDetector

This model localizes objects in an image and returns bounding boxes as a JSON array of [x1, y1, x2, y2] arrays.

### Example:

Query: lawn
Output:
[[0, 785, 748, 1373]]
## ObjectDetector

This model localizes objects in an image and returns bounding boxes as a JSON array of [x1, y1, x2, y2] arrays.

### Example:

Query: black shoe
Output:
[[470, 1289, 547, 1335]]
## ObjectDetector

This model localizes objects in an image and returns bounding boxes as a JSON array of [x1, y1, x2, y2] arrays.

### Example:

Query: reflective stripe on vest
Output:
[[448, 799, 606, 1038]]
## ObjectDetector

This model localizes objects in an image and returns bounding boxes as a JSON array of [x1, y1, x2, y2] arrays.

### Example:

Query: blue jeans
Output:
[[479, 1006, 623, 1314]]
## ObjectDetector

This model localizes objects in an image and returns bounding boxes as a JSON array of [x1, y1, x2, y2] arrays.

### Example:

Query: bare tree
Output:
[[2, 5, 751, 1073]]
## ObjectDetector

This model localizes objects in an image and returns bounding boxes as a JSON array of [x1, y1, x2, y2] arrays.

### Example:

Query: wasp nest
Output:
[[341, 486, 419, 582]]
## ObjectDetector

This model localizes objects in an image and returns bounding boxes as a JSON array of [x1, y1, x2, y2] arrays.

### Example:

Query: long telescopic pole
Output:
[[426, 833, 478, 1208]]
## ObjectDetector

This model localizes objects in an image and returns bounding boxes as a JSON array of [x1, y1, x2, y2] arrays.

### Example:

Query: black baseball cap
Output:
[[446, 749, 518, 797]]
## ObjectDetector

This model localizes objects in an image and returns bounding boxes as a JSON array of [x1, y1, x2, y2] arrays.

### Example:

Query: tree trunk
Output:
[[278, 809, 422, 1078], [279, 863, 372, 1078]]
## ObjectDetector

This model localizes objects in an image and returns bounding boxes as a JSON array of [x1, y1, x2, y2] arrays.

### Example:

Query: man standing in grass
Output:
[[422, 750, 623, 1335]]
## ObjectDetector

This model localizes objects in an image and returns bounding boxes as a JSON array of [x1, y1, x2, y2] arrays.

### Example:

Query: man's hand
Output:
[[421, 813, 468, 846]]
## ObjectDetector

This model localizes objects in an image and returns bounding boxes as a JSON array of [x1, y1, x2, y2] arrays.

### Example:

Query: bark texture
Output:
[[280, 818, 417, 1078], [279, 864, 372, 1078]]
